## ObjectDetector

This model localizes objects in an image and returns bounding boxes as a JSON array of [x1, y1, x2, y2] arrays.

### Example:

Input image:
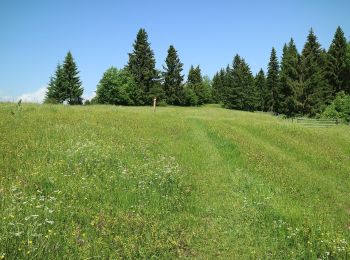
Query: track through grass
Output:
[[0, 104, 349, 259]]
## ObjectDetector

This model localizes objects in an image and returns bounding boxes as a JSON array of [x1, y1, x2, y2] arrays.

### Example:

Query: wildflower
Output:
[[45, 219, 54, 225]]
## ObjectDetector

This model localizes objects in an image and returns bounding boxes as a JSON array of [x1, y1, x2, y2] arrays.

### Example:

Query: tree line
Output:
[[45, 27, 350, 117], [212, 27, 350, 117]]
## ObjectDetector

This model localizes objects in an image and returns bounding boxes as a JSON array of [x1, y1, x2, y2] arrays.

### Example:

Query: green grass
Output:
[[1, 103, 350, 259]]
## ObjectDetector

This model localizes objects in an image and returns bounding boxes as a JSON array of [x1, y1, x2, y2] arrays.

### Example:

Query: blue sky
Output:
[[0, 0, 349, 102]]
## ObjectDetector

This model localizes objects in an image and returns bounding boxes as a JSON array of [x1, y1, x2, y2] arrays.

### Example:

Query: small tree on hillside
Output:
[[45, 63, 66, 104], [63, 51, 83, 105], [254, 69, 267, 111], [163, 45, 184, 105], [96, 67, 137, 105], [266, 47, 280, 113]]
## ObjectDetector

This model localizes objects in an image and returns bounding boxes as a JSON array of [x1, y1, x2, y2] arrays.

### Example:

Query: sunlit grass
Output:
[[1, 103, 349, 258]]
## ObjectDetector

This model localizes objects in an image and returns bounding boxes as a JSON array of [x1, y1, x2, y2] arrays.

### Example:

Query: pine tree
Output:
[[326, 26, 348, 95], [241, 59, 257, 111], [45, 64, 66, 104], [212, 72, 223, 103], [300, 29, 329, 116], [127, 28, 157, 105], [187, 65, 206, 105], [221, 65, 231, 105], [266, 47, 280, 113], [254, 69, 267, 111], [279, 39, 300, 117], [224, 55, 242, 109], [163, 45, 184, 105], [62, 51, 83, 105], [346, 42, 350, 93]]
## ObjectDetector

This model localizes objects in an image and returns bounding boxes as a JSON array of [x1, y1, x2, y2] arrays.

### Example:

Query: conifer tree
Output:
[[163, 45, 184, 105], [63, 51, 83, 105], [300, 29, 329, 115], [221, 65, 231, 105], [224, 55, 243, 109], [279, 39, 300, 117], [240, 59, 257, 111], [212, 72, 223, 103], [127, 28, 157, 104], [254, 69, 267, 111], [266, 47, 280, 113], [326, 26, 348, 95], [346, 42, 350, 93], [187, 65, 206, 105], [45, 64, 65, 103]]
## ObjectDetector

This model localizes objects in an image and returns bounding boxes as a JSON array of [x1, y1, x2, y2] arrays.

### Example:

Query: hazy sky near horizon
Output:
[[0, 0, 349, 102]]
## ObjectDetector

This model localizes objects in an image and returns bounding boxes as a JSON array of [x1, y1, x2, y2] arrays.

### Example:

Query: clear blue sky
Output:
[[0, 0, 349, 101]]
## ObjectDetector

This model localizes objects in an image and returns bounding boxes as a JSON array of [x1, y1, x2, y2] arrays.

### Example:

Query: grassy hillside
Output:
[[1, 103, 349, 259]]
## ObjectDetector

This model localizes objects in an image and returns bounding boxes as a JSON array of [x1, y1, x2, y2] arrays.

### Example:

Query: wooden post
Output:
[[153, 97, 157, 112]]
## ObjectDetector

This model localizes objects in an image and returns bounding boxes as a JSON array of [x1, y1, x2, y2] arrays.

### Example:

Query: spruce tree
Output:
[[212, 72, 223, 103], [62, 51, 83, 105], [187, 65, 206, 105], [127, 28, 157, 105], [163, 45, 184, 105], [254, 69, 267, 111], [240, 59, 257, 111], [326, 26, 348, 95], [224, 55, 243, 109], [45, 64, 66, 104], [266, 47, 279, 113], [279, 39, 300, 117], [346, 42, 350, 93], [300, 29, 329, 115], [221, 65, 231, 106]]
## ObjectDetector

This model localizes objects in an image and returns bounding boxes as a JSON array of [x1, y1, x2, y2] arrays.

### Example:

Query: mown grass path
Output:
[[1, 104, 349, 259]]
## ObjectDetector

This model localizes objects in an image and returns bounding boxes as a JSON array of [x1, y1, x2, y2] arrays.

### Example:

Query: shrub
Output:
[[321, 91, 350, 123]]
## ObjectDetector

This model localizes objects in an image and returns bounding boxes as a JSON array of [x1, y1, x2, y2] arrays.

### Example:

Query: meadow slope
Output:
[[1, 104, 350, 259]]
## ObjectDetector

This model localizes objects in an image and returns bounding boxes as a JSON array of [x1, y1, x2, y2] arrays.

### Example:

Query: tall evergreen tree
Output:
[[254, 69, 267, 111], [45, 63, 65, 103], [212, 72, 223, 103], [187, 65, 206, 105], [240, 59, 258, 111], [163, 45, 184, 105], [326, 26, 349, 95], [300, 29, 329, 115], [224, 55, 257, 111], [62, 51, 83, 105], [266, 47, 280, 113], [127, 28, 157, 104], [279, 39, 300, 117], [224, 55, 243, 109], [346, 42, 350, 93]]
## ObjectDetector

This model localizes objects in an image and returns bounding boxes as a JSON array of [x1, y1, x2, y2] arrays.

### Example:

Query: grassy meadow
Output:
[[0, 103, 350, 259]]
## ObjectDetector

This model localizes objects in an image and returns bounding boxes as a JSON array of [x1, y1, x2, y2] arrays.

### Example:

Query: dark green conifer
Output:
[[62, 51, 83, 105], [300, 29, 329, 115], [266, 47, 280, 113], [254, 69, 267, 111], [127, 28, 157, 104], [326, 26, 349, 95], [279, 39, 300, 117], [163, 45, 184, 105]]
